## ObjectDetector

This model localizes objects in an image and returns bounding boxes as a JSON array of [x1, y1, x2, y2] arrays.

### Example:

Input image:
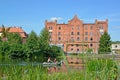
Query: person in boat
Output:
[[53, 58, 58, 72], [47, 57, 52, 72], [54, 58, 57, 63], [47, 57, 52, 63]]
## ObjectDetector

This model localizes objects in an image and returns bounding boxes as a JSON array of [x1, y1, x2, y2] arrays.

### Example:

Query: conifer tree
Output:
[[98, 32, 111, 54]]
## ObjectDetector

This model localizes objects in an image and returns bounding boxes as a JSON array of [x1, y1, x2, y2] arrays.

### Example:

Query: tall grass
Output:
[[86, 59, 118, 80], [0, 65, 48, 80], [0, 56, 119, 80]]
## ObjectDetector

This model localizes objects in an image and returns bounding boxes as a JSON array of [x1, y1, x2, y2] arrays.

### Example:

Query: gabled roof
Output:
[[68, 15, 81, 22], [0, 27, 27, 38]]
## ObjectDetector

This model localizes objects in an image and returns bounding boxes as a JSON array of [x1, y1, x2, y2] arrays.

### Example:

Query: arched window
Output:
[[58, 26, 61, 30], [77, 32, 80, 35], [90, 44, 93, 47], [71, 32, 74, 35], [77, 37, 80, 41], [90, 37, 93, 41]]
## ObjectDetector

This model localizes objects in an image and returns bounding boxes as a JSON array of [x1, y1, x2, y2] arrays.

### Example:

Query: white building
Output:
[[111, 43, 120, 54]]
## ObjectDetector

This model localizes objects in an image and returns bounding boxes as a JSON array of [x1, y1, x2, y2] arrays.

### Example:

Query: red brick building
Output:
[[45, 15, 108, 54]]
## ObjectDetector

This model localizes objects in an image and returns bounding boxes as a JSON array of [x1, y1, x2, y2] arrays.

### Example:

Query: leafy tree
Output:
[[98, 32, 111, 54], [26, 30, 39, 56], [6, 33, 24, 57], [49, 45, 62, 58], [1, 25, 10, 41], [7, 33, 22, 44], [38, 28, 50, 54], [9, 44, 25, 58], [0, 42, 10, 56]]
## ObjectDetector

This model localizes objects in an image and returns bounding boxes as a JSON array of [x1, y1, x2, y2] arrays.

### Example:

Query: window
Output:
[[90, 44, 93, 47], [71, 32, 74, 35], [100, 26, 103, 29], [85, 32, 88, 35], [50, 38, 52, 42], [58, 32, 61, 36], [71, 48, 73, 51], [58, 37, 61, 41], [90, 32, 93, 36], [58, 26, 61, 30], [49, 26, 52, 30], [85, 37, 88, 41], [77, 37, 80, 41], [76, 44, 79, 47], [49, 32, 52, 36], [71, 26, 74, 30], [90, 26, 93, 30], [70, 37, 74, 42], [85, 26, 88, 30], [115, 45, 118, 48], [77, 32, 80, 35], [90, 37, 93, 41], [100, 32, 104, 35], [77, 26, 80, 30], [77, 48, 80, 52]]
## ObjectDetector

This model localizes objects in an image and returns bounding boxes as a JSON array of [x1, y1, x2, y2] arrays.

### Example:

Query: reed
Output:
[[0, 58, 119, 80]]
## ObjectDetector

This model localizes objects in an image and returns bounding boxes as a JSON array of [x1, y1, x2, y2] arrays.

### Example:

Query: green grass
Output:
[[0, 59, 119, 80], [0, 53, 120, 80]]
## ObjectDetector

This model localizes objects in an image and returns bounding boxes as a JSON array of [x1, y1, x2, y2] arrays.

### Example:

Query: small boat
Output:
[[42, 61, 62, 67]]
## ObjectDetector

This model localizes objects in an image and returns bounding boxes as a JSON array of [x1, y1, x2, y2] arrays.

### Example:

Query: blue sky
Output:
[[0, 0, 120, 41]]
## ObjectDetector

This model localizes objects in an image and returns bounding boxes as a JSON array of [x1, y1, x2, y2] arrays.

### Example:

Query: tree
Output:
[[7, 33, 22, 44], [39, 28, 50, 53], [6, 33, 24, 58], [98, 32, 111, 54], [1, 25, 10, 41], [9, 43, 25, 58], [49, 45, 62, 58], [0, 42, 10, 56], [26, 30, 39, 56]]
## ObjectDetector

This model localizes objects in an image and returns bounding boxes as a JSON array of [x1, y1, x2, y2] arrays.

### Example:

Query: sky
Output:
[[0, 0, 120, 41]]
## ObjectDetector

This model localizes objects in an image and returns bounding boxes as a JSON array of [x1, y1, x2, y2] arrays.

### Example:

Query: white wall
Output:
[[112, 44, 120, 50]]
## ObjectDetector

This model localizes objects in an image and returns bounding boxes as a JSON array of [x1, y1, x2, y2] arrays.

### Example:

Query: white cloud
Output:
[[50, 17, 63, 21]]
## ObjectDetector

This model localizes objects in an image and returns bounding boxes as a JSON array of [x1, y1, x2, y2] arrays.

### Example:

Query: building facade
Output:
[[45, 15, 108, 54]]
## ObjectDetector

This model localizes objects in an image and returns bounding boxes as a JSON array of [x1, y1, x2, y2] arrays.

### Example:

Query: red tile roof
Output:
[[0, 27, 27, 38]]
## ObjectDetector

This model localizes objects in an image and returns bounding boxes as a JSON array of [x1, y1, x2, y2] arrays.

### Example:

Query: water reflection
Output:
[[0, 57, 61, 67]]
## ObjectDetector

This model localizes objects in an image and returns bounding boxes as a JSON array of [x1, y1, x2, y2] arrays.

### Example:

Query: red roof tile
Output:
[[0, 27, 27, 38]]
